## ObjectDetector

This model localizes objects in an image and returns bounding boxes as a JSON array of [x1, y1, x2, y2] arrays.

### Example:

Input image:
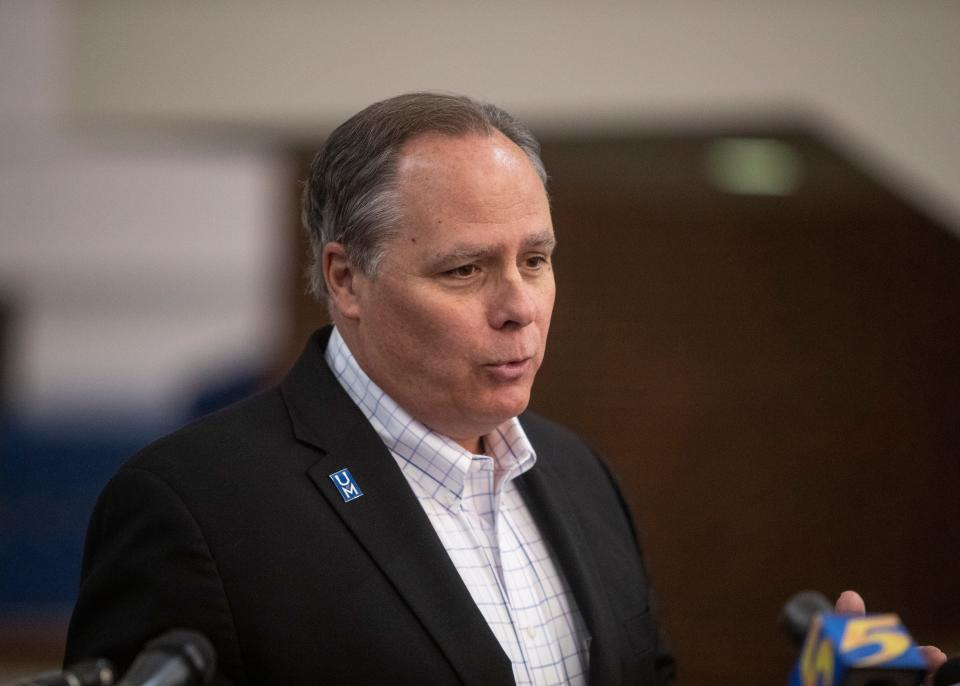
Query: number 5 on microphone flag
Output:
[[788, 613, 927, 686]]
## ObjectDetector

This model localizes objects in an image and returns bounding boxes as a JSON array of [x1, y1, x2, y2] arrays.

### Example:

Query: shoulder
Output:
[[124, 386, 293, 485], [519, 409, 642, 541], [519, 409, 588, 448], [519, 410, 616, 485], [126, 326, 343, 484]]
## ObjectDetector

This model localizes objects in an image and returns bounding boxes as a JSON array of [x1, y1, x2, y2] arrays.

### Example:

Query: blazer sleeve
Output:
[[64, 466, 242, 686]]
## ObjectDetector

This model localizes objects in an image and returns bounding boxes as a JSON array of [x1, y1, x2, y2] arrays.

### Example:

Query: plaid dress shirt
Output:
[[326, 327, 589, 685]]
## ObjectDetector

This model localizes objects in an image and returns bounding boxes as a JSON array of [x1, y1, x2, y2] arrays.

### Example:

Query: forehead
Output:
[[396, 129, 530, 172], [392, 131, 550, 232]]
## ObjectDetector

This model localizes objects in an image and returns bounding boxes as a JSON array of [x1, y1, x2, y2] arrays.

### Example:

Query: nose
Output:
[[488, 268, 537, 329]]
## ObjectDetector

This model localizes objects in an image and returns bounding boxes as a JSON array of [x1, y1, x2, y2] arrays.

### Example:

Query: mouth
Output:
[[483, 357, 534, 381]]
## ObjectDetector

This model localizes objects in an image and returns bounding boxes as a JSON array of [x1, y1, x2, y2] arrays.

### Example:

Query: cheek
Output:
[[382, 296, 480, 363], [540, 293, 554, 327], [537, 287, 556, 333]]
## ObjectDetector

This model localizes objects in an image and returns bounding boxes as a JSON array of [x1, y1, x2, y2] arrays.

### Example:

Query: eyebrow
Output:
[[425, 230, 557, 271]]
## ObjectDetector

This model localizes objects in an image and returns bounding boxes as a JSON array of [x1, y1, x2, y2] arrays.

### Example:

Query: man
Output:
[[64, 93, 674, 685], [64, 93, 946, 685]]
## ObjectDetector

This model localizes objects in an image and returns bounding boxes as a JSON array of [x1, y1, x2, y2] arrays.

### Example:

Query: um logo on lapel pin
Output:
[[329, 468, 363, 502]]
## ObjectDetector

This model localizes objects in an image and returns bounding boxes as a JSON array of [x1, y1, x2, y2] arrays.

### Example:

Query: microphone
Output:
[[781, 590, 833, 647], [115, 630, 216, 686], [6, 659, 115, 686], [783, 591, 928, 686], [934, 658, 960, 686]]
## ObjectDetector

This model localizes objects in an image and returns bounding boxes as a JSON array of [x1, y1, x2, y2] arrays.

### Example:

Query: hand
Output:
[[835, 590, 946, 686]]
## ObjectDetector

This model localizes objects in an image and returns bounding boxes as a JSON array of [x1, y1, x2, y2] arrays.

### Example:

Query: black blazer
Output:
[[65, 328, 674, 685]]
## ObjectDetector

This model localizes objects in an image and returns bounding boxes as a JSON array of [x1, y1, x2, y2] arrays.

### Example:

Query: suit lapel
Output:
[[517, 442, 623, 685], [282, 329, 513, 686]]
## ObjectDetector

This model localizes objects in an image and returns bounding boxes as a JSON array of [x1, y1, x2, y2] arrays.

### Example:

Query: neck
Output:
[[455, 435, 484, 455]]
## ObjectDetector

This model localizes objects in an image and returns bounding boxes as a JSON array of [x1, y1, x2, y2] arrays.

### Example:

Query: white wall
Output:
[[68, 0, 960, 232], [3, 1, 958, 419], [0, 2, 289, 420]]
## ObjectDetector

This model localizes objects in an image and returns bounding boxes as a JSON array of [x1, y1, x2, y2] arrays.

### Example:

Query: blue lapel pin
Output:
[[329, 468, 363, 502]]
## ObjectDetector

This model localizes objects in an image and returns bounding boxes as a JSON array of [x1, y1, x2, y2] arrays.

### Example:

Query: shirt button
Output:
[[526, 626, 537, 639]]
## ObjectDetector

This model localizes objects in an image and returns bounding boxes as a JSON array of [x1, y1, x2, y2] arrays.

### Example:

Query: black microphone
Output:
[[934, 658, 960, 686], [780, 589, 833, 647], [782, 591, 927, 686], [116, 630, 215, 686], [7, 658, 115, 686]]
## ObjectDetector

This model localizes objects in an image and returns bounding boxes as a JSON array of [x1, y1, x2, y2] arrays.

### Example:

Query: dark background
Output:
[[533, 132, 960, 682]]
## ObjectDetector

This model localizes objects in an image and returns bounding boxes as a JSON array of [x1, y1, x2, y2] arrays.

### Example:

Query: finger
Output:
[[920, 645, 947, 686], [834, 590, 866, 614]]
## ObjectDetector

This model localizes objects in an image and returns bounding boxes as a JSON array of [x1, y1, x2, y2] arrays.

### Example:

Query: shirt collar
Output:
[[324, 326, 537, 503]]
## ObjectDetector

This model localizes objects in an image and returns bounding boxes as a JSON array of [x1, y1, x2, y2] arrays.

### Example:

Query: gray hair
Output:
[[301, 92, 547, 298]]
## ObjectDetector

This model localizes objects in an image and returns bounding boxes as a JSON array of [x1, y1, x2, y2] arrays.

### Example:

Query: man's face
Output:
[[345, 131, 555, 452]]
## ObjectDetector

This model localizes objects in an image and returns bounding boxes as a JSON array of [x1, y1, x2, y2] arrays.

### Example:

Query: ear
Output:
[[323, 242, 362, 320]]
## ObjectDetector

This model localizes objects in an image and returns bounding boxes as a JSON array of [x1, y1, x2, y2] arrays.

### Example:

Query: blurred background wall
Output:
[[1, 1, 958, 683]]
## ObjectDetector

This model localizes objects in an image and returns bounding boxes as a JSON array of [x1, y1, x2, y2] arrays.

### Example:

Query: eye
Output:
[[445, 264, 479, 279], [524, 254, 550, 269]]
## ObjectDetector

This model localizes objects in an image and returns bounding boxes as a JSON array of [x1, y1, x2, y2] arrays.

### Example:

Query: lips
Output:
[[483, 357, 533, 381]]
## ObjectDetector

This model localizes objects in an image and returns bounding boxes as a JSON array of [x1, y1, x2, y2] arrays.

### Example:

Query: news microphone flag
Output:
[[789, 612, 927, 686]]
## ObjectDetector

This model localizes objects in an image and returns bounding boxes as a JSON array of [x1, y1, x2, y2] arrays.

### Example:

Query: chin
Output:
[[478, 391, 532, 426]]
